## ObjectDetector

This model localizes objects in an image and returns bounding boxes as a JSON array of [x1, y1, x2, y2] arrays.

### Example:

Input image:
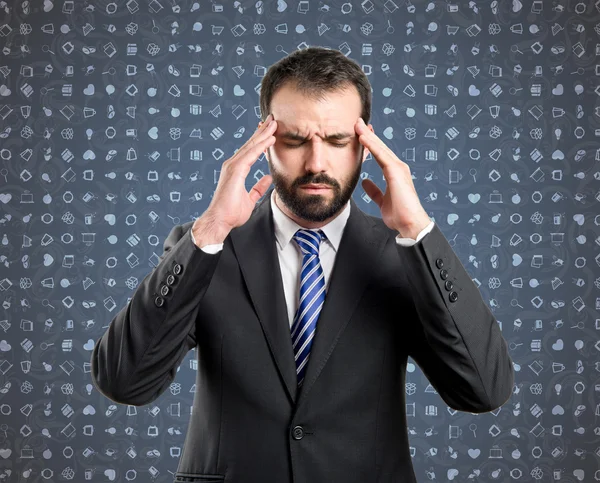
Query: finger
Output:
[[248, 174, 273, 204], [233, 120, 277, 163], [355, 120, 395, 168], [235, 130, 276, 178], [361, 178, 383, 208]]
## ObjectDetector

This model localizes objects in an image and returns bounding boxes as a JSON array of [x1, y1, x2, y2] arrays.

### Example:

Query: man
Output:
[[91, 47, 514, 483]]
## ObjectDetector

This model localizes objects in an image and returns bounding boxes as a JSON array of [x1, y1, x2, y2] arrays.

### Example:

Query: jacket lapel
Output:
[[230, 186, 388, 408]]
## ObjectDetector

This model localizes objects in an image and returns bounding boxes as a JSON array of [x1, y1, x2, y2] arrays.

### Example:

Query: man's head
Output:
[[258, 47, 375, 229]]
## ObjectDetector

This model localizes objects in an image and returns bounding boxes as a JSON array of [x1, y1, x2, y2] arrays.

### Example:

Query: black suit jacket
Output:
[[91, 186, 514, 483]]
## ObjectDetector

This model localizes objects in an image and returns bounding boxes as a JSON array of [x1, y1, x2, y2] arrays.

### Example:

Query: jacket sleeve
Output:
[[397, 223, 514, 413], [90, 224, 223, 406]]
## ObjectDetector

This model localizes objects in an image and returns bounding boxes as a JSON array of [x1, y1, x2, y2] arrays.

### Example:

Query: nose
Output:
[[302, 141, 329, 173]]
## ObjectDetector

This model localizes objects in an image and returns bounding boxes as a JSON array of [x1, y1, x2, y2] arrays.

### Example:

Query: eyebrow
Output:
[[279, 131, 354, 142]]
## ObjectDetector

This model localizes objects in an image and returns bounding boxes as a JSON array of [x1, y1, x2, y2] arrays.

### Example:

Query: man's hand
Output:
[[355, 117, 431, 239]]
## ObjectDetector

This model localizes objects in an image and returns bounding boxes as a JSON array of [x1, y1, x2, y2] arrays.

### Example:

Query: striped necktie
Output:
[[291, 228, 327, 388]]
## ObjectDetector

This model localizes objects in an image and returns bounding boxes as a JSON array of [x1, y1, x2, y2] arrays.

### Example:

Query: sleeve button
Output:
[[435, 258, 444, 269], [449, 291, 458, 303], [155, 296, 165, 307], [439, 269, 449, 280]]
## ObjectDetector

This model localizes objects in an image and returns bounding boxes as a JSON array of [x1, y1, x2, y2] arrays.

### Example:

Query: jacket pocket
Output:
[[174, 472, 225, 482]]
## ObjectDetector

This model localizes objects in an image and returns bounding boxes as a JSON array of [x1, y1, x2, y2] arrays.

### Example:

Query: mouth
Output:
[[301, 184, 331, 192]]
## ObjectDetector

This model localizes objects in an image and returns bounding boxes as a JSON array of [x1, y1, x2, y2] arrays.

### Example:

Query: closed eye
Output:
[[284, 142, 348, 149]]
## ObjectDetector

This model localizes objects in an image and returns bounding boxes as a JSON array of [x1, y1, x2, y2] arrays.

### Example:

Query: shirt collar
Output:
[[270, 188, 350, 253]]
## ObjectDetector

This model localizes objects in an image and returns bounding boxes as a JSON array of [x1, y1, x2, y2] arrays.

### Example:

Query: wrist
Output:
[[396, 216, 431, 240], [192, 212, 231, 247]]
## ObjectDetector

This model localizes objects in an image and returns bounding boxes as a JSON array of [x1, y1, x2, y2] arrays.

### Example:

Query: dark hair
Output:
[[259, 46, 372, 126]]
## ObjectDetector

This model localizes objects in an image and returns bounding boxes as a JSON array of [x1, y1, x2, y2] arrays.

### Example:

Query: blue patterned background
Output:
[[1, 0, 599, 481]]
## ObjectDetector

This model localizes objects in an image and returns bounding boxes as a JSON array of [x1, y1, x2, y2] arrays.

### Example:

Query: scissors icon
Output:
[[168, 214, 181, 224], [510, 299, 524, 308], [510, 44, 524, 54], [509, 87, 523, 95], [0, 168, 7, 183], [42, 44, 55, 55], [152, 19, 159, 34], [102, 67, 116, 75], [42, 299, 55, 309], [276, 45, 289, 55]]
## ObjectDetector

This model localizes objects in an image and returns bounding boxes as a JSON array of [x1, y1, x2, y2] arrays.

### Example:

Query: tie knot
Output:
[[293, 229, 326, 256]]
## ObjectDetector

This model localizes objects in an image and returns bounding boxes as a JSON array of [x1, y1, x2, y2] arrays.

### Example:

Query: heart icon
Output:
[[83, 405, 96, 415], [83, 84, 95, 95], [552, 84, 563, 95], [468, 85, 480, 96], [83, 339, 95, 350], [0, 193, 12, 203], [468, 193, 480, 203], [43, 0, 54, 11], [551, 150, 564, 160], [0, 448, 12, 458], [512, 254, 522, 266], [447, 469, 459, 480], [233, 84, 245, 96], [513, 0, 523, 12], [468, 448, 480, 458], [83, 150, 95, 160], [552, 339, 564, 351], [447, 213, 459, 225], [0, 85, 11, 96], [573, 214, 585, 226], [148, 126, 158, 139], [552, 404, 564, 415]]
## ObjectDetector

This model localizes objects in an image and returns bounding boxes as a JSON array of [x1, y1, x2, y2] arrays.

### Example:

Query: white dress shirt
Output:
[[190, 189, 435, 328]]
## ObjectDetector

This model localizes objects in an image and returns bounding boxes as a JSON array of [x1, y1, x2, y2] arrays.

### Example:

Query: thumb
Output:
[[249, 174, 273, 204], [362, 178, 383, 208]]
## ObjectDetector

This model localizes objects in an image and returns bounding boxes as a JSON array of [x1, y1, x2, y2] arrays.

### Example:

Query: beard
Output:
[[266, 145, 364, 223]]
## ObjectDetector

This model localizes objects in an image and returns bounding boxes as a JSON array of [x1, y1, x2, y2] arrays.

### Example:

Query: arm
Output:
[[397, 223, 514, 413], [90, 223, 224, 406]]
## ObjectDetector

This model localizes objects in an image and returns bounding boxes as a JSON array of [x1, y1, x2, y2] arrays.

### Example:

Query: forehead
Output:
[[270, 83, 361, 136]]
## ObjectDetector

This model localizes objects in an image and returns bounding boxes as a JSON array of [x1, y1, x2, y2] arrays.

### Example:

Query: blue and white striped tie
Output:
[[291, 228, 327, 388]]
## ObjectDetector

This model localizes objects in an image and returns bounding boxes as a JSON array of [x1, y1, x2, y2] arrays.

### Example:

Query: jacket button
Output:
[[444, 280, 453, 291], [435, 258, 444, 269], [166, 274, 176, 286], [292, 425, 304, 440], [173, 263, 183, 275], [439, 269, 449, 280], [160, 284, 170, 296], [155, 296, 164, 307], [449, 291, 458, 303]]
